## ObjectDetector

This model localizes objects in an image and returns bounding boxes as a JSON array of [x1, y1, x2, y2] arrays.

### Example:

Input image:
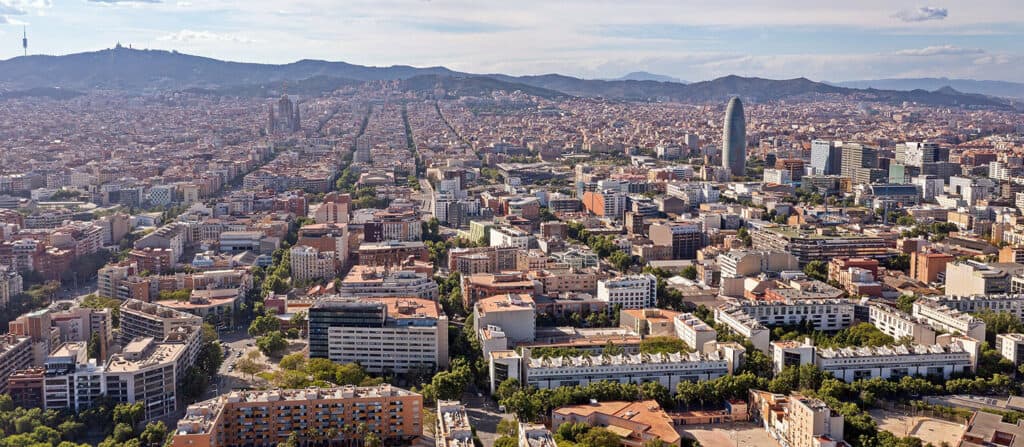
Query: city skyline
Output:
[[0, 1, 1023, 82]]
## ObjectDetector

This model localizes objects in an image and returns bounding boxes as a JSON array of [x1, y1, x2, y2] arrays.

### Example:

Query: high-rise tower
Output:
[[22, 26, 27, 56], [722, 97, 746, 177]]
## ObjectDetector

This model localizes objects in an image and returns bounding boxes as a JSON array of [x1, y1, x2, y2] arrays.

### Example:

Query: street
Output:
[[460, 392, 513, 447]]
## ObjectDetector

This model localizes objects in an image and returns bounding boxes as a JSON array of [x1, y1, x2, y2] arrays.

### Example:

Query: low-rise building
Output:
[[489, 343, 743, 392], [867, 303, 937, 345], [437, 400, 473, 447], [337, 265, 439, 300], [912, 299, 987, 341], [735, 299, 855, 331], [714, 305, 771, 353], [673, 312, 716, 350], [959, 410, 1024, 447], [518, 423, 556, 447], [551, 400, 681, 447], [619, 308, 681, 338]]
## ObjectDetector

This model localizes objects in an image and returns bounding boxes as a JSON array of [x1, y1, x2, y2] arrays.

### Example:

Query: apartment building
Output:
[[944, 261, 1012, 296], [735, 299, 855, 331], [363, 207, 422, 242], [489, 344, 742, 392], [296, 223, 349, 267], [357, 241, 429, 267], [815, 340, 978, 382], [713, 305, 771, 353], [437, 401, 473, 447], [910, 251, 954, 284], [50, 306, 115, 360], [308, 297, 448, 373], [461, 272, 540, 308], [527, 268, 601, 295], [867, 303, 937, 345], [42, 337, 186, 421], [673, 312, 717, 350], [104, 337, 185, 421], [120, 299, 204, 343], [0, 266, 23, 309], [912, 300, 987, 341], [649, 221, 704, 260], [118, 299, 203, 373], [752, 226, 888, 266], [596, 274, 657, 310], [551, 400, 681, 447], [172, 385, 423, 447], [448, 246, 518, 275], [97, 261, 138, 299], [337, 265, 439, 300], [996, 333, 1024, 366], [718, 250, 799, 278], [289, 245, 335, 283], [490, 226, 531, 249], [772, 338, 979, 382], [928, 294, 1024, 321], [0, 333, 32, 394], [751, 391, 849, 447]]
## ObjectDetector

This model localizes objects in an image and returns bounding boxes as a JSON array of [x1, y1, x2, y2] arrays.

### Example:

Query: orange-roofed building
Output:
[[552, 400, 681, 447]]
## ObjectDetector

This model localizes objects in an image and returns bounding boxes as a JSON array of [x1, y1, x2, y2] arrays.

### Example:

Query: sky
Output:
[[1, 0, 1023, 82]]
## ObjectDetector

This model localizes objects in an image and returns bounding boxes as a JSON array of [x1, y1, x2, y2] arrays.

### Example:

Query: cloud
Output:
[[157, 29, 258, 44], [893, 6, 948, 22], [0, 2, 26, 15], [894, 45, 985, 56], [87, 0, 161, 3]]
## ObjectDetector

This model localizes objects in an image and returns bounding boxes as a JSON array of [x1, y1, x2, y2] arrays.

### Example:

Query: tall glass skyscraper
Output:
[[722, 97, 746, 177]]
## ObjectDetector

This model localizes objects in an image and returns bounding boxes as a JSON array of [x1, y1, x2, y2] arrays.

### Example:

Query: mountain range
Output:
[[836, 78, 1024, 99], [609, 71, 687, 83], [0, 47, 1017, 110]]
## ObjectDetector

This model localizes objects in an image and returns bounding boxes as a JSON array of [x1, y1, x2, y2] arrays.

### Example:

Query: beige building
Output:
[[0, 333, 32, 395], [289, 244, 335, 283], [750, 391, 848, 447], [943, 261, 1012, 296]]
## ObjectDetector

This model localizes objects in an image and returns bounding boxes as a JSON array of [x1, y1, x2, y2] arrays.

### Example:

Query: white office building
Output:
[[912, 300, 987, 341], [491, 343, 743, 391], [596, 274, 657, 310], [714, 305, 771, 353], [816, 340, 979, 382], [736, 299, 855, 331], [673, 312, 717, 351], [867, 303, 938, 345]]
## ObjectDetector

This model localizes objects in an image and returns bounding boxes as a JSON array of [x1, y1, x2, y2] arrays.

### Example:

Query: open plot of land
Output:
[[682, 422, 780, 447], [870, 409, 965, 446]]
